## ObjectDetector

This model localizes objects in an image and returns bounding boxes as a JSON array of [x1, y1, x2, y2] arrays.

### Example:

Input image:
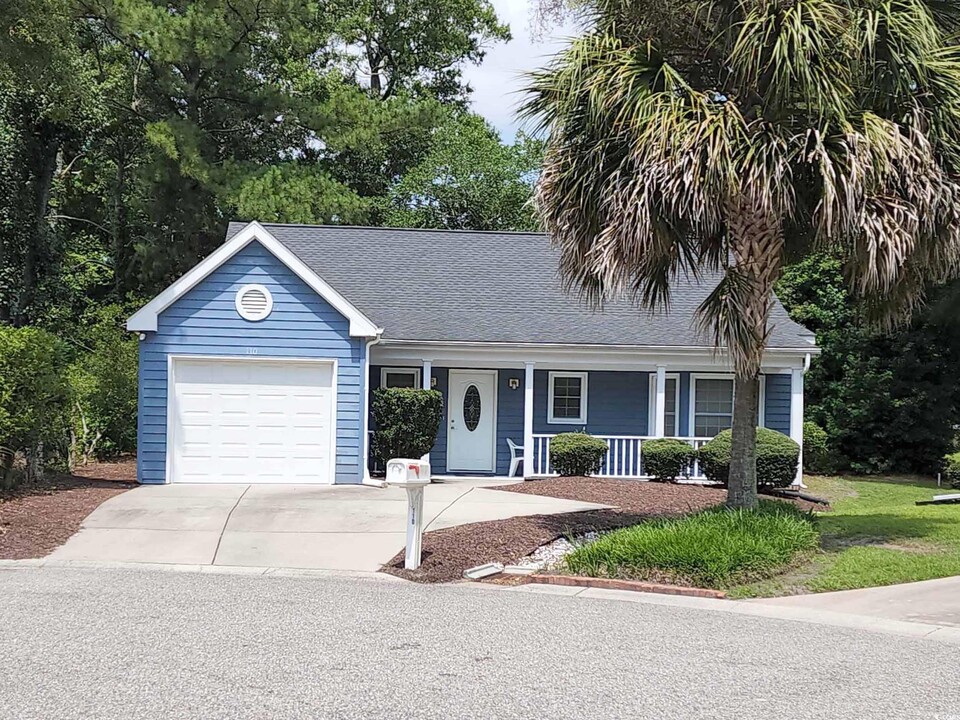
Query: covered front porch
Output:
[[365, 343, 810, 483]]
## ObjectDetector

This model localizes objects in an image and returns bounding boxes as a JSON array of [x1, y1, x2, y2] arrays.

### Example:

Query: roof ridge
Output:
[[228, 220, 549, 238]]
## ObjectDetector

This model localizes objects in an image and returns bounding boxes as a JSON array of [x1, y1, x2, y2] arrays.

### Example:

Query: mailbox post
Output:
[[385, 458, 431, 570]]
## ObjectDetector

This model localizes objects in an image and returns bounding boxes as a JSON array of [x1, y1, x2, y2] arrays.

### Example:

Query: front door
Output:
[[447, 370, 498, 473]]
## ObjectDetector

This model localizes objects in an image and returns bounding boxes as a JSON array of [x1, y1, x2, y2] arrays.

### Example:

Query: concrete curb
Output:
[[0, 557, 402, 582], [529, 574, 727, 599], [492, 582, 960, 646]]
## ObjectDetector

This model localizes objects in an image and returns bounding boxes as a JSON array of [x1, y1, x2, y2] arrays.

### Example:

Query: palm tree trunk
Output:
[[724, 197, 785, 509], [728, 374, 760, 508]]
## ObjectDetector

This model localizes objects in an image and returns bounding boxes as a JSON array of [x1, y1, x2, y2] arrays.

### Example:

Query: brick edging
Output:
[[529, 574, 727, 599]]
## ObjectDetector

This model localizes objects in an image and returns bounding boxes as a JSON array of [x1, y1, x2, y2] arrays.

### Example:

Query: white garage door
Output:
[[170, 358, 336, 484]]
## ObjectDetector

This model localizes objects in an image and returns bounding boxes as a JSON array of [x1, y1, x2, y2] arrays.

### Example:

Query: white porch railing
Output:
[[531, 434, 713, 480]]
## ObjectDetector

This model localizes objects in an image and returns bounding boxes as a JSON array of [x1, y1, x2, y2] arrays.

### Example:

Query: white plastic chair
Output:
[[507, 438, 524, 477]]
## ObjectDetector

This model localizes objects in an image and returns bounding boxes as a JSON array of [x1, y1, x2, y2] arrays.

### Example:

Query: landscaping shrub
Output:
[[549, 432, 608, 476], [564, 500, 819, 587], [642, 438, 696, 482], [371, 388, 443, 464], [944, 452, 960, 490], [698, 428, 800, 488], [803, 421, 830, 473], [0, 326, 71, 488], [68, 312, 138, 464]]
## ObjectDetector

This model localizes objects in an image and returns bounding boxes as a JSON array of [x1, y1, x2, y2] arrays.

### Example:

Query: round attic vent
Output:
[[235, 284, 273, 321]]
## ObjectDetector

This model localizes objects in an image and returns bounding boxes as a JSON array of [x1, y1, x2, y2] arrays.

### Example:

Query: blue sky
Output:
[[462, 0, 576, 142]]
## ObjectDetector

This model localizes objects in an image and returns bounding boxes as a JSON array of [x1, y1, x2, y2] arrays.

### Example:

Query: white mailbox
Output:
[[385, 459, 431, 487], [385, 458, 431, 570]]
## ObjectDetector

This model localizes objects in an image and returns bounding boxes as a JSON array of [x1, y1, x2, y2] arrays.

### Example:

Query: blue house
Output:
[[127, 221, 818, 486]]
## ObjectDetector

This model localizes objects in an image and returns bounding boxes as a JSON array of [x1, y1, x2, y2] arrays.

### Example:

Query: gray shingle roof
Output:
[[226, 222, 816, 349]]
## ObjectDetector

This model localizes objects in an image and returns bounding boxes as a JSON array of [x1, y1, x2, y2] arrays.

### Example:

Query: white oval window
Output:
[[235, 284, 273, 321]]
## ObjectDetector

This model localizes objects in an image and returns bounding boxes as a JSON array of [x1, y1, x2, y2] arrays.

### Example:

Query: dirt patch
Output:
[[382, 477, 824, 584], [0, 458, 137, 560]]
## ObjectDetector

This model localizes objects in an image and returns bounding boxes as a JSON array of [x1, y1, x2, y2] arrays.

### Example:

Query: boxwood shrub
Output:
[[550, 432, 608, 476], [642, 438, 696, 483], [371, 388, 443, 465], [944, 451, 960, 490], [698, 428, 800, 489]]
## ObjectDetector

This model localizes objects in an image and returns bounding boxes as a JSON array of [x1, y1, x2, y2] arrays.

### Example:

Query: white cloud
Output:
[[462, 0, 577, 142]]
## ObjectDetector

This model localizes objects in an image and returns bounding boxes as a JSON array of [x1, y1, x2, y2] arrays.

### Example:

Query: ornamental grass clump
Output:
[[564, 501, 819, 588]]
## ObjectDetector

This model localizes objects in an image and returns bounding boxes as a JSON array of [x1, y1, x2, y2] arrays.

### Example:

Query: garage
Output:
[[168, 357, 337, 484]]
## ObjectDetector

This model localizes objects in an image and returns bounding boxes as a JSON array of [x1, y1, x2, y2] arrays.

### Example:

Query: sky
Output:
[[462, 0, 577, 142]]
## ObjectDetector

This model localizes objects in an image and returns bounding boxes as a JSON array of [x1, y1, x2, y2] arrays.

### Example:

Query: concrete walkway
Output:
[[751, 576, 960, 628], [49, 480, 607, 572]]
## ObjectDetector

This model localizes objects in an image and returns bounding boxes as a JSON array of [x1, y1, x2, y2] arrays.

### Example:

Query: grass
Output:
[[563, 500, 819, 588], [730, 475, 960, 598]]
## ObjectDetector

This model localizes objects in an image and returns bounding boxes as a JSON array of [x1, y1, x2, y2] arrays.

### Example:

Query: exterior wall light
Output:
[[508, 378, 520, 390]]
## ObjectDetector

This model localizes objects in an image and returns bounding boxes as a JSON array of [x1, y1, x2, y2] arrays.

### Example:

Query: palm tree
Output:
[[521, 0, 960, 508]]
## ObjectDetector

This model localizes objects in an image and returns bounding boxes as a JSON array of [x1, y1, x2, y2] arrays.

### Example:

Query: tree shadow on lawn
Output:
[[818, 513, 958, 552]]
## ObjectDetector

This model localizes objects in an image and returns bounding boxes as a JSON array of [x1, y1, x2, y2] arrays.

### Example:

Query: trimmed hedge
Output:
[[642, 438, 696, 483], [944, 452, 960, 490], [699, 428, 800, 489], [371, 388, 443, 464], [803, 421, 830, 473], [550, 432, 608, 476]]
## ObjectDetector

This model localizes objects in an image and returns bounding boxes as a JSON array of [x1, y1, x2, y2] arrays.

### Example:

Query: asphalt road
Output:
[[0, 567, 957, 720]]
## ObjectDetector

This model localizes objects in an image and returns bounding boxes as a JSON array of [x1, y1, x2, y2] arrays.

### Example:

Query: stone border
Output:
[[529, 574, 727, 599]]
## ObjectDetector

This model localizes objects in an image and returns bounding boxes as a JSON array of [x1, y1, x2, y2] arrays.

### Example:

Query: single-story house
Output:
[[127, 221, 818, 486]]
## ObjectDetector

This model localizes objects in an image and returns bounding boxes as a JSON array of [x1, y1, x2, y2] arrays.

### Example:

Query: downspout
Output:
[[361, 333, 384, 487]]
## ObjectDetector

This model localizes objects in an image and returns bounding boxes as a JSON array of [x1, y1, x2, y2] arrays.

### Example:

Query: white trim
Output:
[[362, 337, 381, 485], [446, 369, 498, 473], [376, 338, 820, 355], [791, 366, 805, 486], [421, 360, 432, 390], [547, 371, 588, 425], [523, 362, 535, 478], [234, 283, 273, 321], [689, 373, 736, 438], [648, 372, 680, 436], [379, 367, 422, 389], [372, 342, 811, 372], [165, 354, 338, 485], [127, 221, 382, 338]]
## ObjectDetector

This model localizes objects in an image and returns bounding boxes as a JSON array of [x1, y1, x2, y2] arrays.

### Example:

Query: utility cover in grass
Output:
[[564, 500, 819, 588]]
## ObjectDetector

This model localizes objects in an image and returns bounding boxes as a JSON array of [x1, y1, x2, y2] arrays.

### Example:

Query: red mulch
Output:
[[381, 477, 825, 584], [0, 458, 137, 560]]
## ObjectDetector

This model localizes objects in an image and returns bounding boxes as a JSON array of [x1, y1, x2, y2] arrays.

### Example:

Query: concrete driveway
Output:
[[49, 480, 607, 572]]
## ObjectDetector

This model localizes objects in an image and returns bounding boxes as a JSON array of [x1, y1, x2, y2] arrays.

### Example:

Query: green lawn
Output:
[[730, 475, 960, 598]]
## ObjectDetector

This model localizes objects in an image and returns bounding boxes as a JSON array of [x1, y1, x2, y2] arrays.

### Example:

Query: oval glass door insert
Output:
[[463, 385, 482, 431]]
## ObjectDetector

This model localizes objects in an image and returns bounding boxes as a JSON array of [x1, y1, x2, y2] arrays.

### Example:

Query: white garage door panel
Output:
[[171, 358, 336, 484]]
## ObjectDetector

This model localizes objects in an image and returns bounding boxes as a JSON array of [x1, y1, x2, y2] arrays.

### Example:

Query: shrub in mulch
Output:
[[383, 477, 826, 584], [0, 458, 136, 559]]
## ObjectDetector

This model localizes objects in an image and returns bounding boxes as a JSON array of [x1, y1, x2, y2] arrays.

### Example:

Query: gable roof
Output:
[[127, 222, 381, 337], [222, 222, 816, 350]]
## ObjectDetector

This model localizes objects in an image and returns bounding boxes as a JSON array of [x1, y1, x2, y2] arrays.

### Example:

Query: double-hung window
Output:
[[648, 374, 680, 436], [380, 367, 421, 389], [692, 377, 735, 437], [548, 372, 588, 424]]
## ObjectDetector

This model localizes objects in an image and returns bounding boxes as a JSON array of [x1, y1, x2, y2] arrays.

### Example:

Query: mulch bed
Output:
[[381, 477, 825, 584], [0, 458, 137, 560]]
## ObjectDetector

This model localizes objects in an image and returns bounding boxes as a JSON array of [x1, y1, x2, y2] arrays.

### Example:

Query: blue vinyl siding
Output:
[[764, 374, 792, 434], [533, 370, 650, 436], [138, 241, 365, 485]]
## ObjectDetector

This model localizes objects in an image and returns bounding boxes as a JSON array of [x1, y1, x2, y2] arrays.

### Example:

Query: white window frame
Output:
[[380, 367, 421, 389], [547, 371, 588, 425], [648, 373, 680, 436], [688, 374, 767, 437]]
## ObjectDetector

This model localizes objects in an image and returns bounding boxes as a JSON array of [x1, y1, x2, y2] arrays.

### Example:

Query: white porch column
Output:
[[523, 362, 535, 478], [790, 366, 805, 487], [654, 365, 667, 437], [422, 359, 432, 390]]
